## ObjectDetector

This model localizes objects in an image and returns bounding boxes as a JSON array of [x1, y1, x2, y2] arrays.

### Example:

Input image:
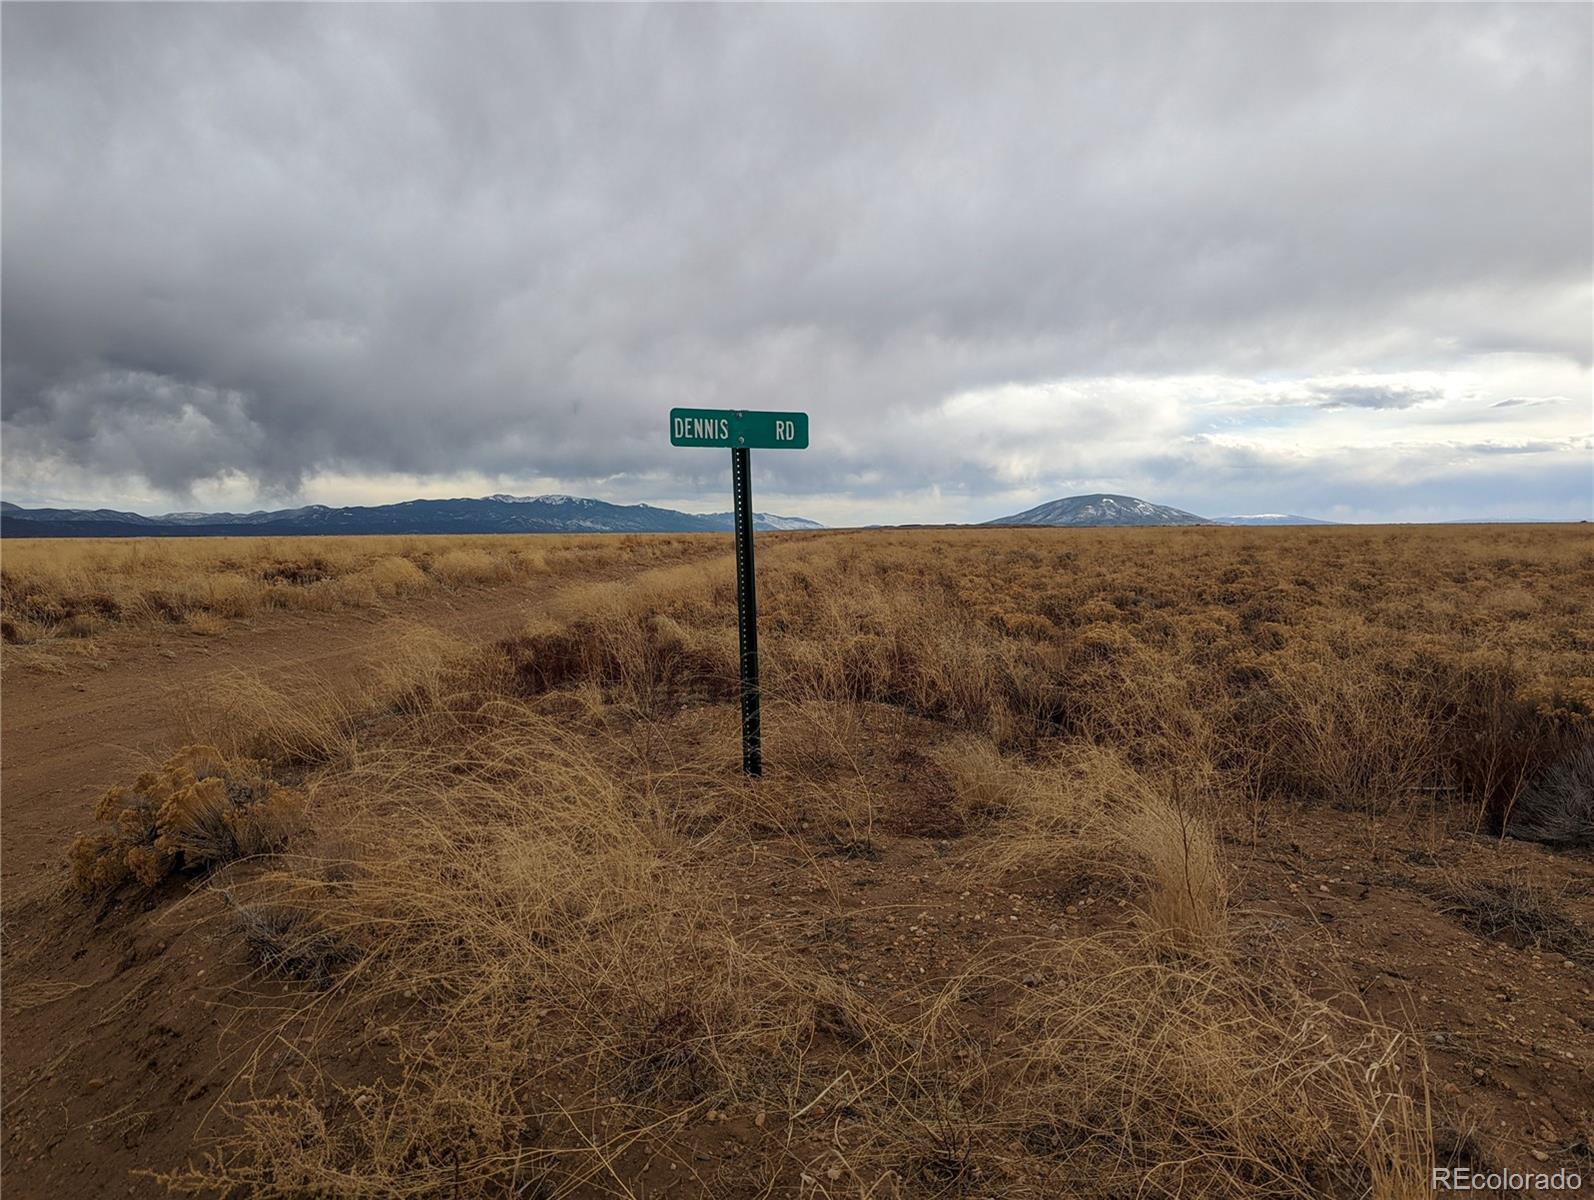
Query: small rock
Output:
[[754, 1111, 766, 1129], [1531, 1149, 1549, 1163]]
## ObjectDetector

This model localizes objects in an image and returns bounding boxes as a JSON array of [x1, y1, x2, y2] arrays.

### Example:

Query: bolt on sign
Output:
[[670, 408, 810, 777]]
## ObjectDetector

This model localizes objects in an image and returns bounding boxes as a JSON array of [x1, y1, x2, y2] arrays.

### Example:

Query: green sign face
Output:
[[670, 408, 809, 450]]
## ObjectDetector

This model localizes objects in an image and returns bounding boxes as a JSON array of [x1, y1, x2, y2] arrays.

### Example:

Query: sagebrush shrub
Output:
[[68, 745, 303, 894]]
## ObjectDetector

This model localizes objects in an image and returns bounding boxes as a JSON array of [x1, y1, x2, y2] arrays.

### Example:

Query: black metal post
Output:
[[731, 446, 762, 777]]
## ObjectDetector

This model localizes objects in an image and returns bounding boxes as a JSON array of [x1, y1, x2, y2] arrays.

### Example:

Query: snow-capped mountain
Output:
[[984, 494, 1211, 527], [0, 497, 823, 538], [700, 512, 824, 532], [1212, 513, 1335, 526]]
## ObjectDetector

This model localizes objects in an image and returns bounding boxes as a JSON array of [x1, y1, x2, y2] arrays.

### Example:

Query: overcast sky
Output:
[[3, 3, 1590, 524]]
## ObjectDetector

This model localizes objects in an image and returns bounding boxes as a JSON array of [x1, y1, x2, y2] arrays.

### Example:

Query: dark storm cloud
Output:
[[2, 3, 1590, 513]]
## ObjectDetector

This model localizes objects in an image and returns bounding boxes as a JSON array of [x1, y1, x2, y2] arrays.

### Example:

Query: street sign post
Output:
[[670, 408, 809, 777]]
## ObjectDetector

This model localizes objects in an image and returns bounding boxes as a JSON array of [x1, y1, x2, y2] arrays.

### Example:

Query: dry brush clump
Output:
[[1429, 872, 1594, 966], [931, 740, 1231, 950], [1505, 739, 1594, 847], [991, 940, 1430, 1199], [68, 745, 303, 894], [183, 670, 363, 767]]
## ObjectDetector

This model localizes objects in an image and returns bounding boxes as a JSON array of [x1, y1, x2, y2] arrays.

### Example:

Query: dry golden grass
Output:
[[510, 525, 1591, 829], [61, 524, 1592, 1196], [183, 669, 363, 767], [157, 689, 1431, 1198], [0, 531, 722, 651]]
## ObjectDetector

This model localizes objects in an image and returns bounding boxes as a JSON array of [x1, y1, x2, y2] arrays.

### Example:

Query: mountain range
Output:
[[0, 495, 824, 538], [0, 491, 1344, 537]]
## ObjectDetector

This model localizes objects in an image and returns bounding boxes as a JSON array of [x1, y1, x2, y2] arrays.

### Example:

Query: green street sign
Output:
[[670, 408, 809, 450], [669, 404, 810, 777]]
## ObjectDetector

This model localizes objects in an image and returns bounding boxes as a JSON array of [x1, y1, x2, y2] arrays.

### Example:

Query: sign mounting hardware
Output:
[[670, 407, 810, 777]]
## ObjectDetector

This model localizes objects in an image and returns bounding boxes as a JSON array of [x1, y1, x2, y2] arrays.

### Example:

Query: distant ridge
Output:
[[1212, 513, 1335, 526], [0, 496, 824, 538], [984, 493, 1210, 527]]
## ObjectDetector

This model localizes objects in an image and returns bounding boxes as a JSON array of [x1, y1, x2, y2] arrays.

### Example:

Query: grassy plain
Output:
[[6, 524, 1593, 1198], [0, 532, 713, 655]]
